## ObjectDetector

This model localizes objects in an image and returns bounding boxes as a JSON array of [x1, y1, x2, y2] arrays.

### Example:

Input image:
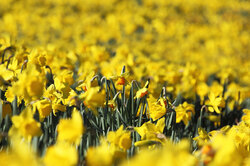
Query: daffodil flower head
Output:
[[205, 92, 225, 114], [134, 80, 149, 99]]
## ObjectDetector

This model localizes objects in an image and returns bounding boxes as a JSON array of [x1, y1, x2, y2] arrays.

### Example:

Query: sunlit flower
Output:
[[134, 117, 166, 146], [9, 108, 42, 141], [33, 99, 52, 121], [175, 102, 195, 125], [107, 125, 132, 151], [81, 87, 106, 114], [205, 92, 225, 114], [147, 95, 167, 121], [57, 108, 84, 145], [193, 128, 210, 147], [43, 142, 78, 166], [134, 81, 149, 99]]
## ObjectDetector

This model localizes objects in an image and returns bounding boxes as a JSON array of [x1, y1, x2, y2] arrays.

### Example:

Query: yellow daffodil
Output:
[[107, 125, 132, 151], [134, 81, 149, 99], [0, 137, 40, 166], [86, 139, 119, 166], [147, 95, 167, 121], [193, 128, 210, 147], [43, 142, 78, 166], [9, 109, 42, 141], [205, 92, 225, 114], [134, 117, 166, 146], [81, 87, 106, 114], [57, 108, 84, 145], [175, 102, 195, 125], [33, 99, 52, 121]]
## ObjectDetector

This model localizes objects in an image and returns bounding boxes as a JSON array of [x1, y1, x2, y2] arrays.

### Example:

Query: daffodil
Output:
[[196, 82, 209, 104], [205, 92, 225, 114], [134, 81, 149, 99], [242, 109, 250, 125], [193, 128, 210, 147], [9, 108, 42, 141], [80, 87, 106, 114], [109, 71, 130, 87], [147, 95, 167, 121], [11, 64, 45, 103], [33, 99, 52, 121], [175, 102, 195, 125], [86, 139, 120, 166], [0, 137, 41, 166], [107, 125, 132, 151], [57, 108, 84, 145], [134, 117, 166, 146], [43, 142, 78, 166]]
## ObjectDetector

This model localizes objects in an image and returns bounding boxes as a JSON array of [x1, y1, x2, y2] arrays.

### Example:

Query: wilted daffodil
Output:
[[134, 81, 149, 99], [9, 108, 42, 141], [57, 108, 84, 145], [43, 142, 78, 166], [0, 100, 12, 119], [107, 125, 132, 151], [205, 92, 225, 114], [134, 117, 166, 147], [175, 102, 195, 125]]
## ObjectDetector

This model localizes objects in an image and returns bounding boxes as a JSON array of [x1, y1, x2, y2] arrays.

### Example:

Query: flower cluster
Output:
[[0, 0, 250, 165]]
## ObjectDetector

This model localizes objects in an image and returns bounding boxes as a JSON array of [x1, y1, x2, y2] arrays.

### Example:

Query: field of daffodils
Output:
[[0, 0, 250, 165]]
